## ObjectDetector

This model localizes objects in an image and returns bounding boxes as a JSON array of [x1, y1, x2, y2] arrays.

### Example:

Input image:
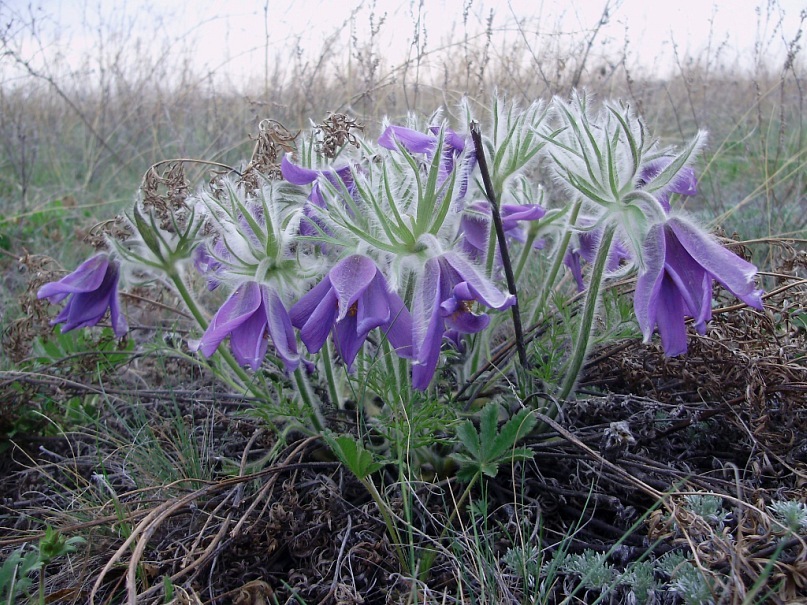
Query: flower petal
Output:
[[298, 288, 338, 354], [378, 125, 436, 154], [263, 286, 299, 371], [333, 313, 364, 371], [412, 257, 445, 390], [328, 255, 378, 322], [654, 275, 689, 356], [281, 156, 320, 185], [38, 254, 110, 302], [199, 282, 262, 358], [667, 217, 763, 309], [634, 223, 666, 342], [356, 271, 391, 334], [442, 252, 515, 310], [228, 303, 270, 370]]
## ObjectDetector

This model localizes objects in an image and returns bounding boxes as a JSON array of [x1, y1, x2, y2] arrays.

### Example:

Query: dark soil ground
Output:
[[1, 247, 806, 604]]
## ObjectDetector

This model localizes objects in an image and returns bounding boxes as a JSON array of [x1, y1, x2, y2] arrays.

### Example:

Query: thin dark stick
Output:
[[470, 121, 529, 370]]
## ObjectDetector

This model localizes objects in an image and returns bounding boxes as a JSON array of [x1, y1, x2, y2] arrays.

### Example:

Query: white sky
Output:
[[3, 0, 806, 85]]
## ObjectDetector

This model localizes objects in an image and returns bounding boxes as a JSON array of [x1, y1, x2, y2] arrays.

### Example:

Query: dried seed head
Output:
[[241, 119, 298, 186], [315, 112, 363, 158]]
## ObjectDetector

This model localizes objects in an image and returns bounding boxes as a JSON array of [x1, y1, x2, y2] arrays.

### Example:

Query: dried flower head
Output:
[[241, 119, 298, 185], [315, 112, 363, 158], [140, 162, 191, 232]]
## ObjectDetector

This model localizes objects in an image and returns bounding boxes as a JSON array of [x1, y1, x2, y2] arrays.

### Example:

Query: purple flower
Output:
[[634, 216, 764, 356], [281, 156, 355, 208], [37, 253, 128, 337], [378, 125, 475, 197], [460, 201, 546, 262], [564, 225, 632, 292], [198, 281, 299, 371], [640, 158, 698, 212], [289, 255, 413, 371], [412, 252, 515, 390], [192, 242, 224, 290], [281, 156, 356, 237]]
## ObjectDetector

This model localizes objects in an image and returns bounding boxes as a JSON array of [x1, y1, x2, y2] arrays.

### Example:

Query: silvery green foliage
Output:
[[769, 499, 807, 533], [191, 179, 312, 290], [683, 494, 732, 532], [657, 552, 715, 605], [560, 548, 617, 590]]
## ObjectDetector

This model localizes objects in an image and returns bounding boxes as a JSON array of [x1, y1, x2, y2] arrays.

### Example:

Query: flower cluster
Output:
[[37, 95, 765, 407]]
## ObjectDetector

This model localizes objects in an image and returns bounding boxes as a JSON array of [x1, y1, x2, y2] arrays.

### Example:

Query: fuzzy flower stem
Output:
[[529, 198, 583, 325], [470, 121, 529, 370], [319, 341, 342, 410], [293, 366, 326, 434], [514, 230, 540, 283], [558, 222, 616, 401]]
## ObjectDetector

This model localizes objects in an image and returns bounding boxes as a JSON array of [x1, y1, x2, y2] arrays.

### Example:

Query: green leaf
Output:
[[450, 402, 536, 482], [323, 433, 385, 480]]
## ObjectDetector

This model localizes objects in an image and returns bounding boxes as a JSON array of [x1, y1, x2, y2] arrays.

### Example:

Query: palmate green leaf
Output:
[[451, 402, 536, 482], [323, 432, 385, 480]]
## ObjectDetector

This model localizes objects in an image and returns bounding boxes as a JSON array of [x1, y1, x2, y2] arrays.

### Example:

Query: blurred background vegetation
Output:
[[0, 0, 804, 266]]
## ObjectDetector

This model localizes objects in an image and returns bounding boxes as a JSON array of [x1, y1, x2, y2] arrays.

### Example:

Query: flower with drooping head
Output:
[[197, 281, 299, 371], [289, 255, 413, 371], [460, 201, 546, 263], [634, 215, 764, 356], [412, 251, 515, 390], [37, 253, 128, 337]]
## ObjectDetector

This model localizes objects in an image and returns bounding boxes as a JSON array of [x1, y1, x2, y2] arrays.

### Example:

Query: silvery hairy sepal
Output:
[[485, 97, 548, 195], [192, 178, 313, 290], [541, 92, 705, 211], [110, 199, 205, 278]]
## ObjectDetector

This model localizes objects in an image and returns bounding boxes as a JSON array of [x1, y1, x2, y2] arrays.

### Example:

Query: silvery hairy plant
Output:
[[37, 93, 764, 430]]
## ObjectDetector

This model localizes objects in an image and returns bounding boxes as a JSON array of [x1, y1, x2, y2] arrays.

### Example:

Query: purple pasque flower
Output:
[[378, 124, 475, 196], [640, 157, 698, 212], [281, 156, 356, 237], [460, 201, 546, 262], [289, 255, 413, 371], [198, 281, 299, 371], [634, 215, 764, 356], [281, 156, 355, 208], [412, 251, 515, 390], [37, 253, 128, 337], [564, 224, 632, 292]]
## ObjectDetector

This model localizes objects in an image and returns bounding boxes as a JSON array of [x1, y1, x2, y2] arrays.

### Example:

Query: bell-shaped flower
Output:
[[412, 252, 515, 390], [37, 253, 128, 337], [289, 255, 413, 371], [460, 201, 546, 263], [198, 281, 299, 371], [634, 216, 764, 356]]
